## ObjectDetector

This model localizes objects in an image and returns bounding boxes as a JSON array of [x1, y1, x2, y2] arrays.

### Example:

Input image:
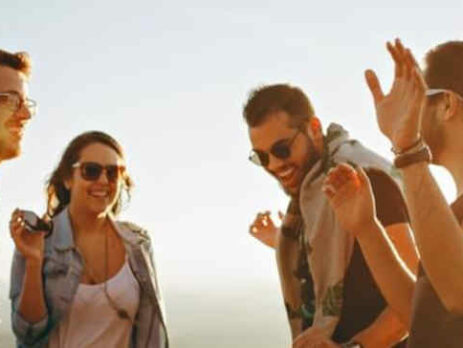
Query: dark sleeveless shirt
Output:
[[408, 195, 463, 348]]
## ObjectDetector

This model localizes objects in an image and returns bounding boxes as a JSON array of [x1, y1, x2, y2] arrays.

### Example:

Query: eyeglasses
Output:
[[0, 92, 37, 117], [249, 130, 300, 167], [72, 162, 126, 183]]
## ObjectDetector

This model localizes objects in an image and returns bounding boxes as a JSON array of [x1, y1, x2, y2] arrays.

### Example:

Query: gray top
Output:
[[408, 196, 463, 348]]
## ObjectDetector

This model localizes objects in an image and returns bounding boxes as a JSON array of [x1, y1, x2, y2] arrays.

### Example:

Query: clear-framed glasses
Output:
[[248, 130, 300, 167], [0, 92, 37, 117]]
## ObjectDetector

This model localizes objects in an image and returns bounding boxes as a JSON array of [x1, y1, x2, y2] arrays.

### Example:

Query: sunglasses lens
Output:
[[106, 165, 122, 182], [81, 163, 103, 181], [249, 150, 268, 167], [272, 143, 291, 159]]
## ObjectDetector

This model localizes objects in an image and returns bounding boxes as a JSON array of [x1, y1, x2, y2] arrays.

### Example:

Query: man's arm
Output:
[[351, 223, 417, 346], [324, 164, 417, 327], [364, 39, 463, 314], [401, 162, 463, 314], [355, 220, 416, 327]]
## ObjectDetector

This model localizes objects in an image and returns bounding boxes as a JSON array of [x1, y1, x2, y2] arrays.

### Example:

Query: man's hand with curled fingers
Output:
[[292, 327, 341, 348], [323, 164, 377, 235], [10, 208, 45, 264], [249, 210, 284, 248], [365, 38, 427, 151]]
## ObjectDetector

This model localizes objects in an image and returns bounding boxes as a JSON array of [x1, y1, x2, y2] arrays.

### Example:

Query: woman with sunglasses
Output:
[[9, 131, 168, 348]]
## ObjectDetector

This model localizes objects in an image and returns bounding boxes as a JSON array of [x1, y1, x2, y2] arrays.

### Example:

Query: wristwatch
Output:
[[341, 341, 363, 348]]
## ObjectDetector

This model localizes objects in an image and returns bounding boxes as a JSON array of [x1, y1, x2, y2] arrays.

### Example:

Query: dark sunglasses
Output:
[[249, 130, 300, 167], [72, 162, 126, 182]]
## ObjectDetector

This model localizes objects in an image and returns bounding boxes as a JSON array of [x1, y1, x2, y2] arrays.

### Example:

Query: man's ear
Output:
[[307, 116, 323, 151], [443, 92, 460, 121]]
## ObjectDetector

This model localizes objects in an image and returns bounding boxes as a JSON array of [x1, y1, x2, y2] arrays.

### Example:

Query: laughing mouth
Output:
[[89, 190, 110, 198], [276, 166, 298, 186]]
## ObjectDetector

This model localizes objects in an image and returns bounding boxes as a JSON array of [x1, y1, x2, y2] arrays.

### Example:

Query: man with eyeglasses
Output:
[[0, 49, 35, 163], [243, 84, 418, 347], [324, 40, 463, 348]]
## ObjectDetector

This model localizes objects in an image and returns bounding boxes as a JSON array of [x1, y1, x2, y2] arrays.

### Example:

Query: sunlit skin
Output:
[[0, 66, 31, 162], [248, 110, 323, 197]]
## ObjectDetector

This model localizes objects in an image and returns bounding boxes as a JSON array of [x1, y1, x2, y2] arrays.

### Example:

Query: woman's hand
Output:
[[249, 211, 283, 248], [10, 209, 45, 264], [323, 164, 377, 235]]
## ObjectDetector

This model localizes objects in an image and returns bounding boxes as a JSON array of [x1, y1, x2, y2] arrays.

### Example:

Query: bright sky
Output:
[[1, 1, 462, 346]]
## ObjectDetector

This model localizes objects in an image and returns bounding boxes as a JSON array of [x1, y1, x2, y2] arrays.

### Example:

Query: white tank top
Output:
[[48, 259, 140, 348]]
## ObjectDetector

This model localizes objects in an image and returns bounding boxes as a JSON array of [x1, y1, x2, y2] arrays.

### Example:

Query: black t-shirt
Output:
[[333, 168, 409, 346], [408, 195, 463, 348]]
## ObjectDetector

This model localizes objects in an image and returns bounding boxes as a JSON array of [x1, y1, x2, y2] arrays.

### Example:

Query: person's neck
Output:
[[440, 147, 463, 197], [68, 204, 108, 237]]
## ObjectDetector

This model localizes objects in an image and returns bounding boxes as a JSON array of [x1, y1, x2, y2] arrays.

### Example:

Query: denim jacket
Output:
[[9, 208, 169, 348]]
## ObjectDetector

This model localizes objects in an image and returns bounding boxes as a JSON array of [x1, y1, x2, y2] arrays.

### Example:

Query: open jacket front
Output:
[[10, 208, 169, 348]]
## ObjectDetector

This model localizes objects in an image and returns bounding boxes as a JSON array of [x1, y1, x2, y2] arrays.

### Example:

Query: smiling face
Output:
[[249, 110, 321, 196], [0, 66, 31, 161], [66, 142, 125, 217]]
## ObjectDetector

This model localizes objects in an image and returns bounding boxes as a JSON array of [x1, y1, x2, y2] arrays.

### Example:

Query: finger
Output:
[[365, 69, 384, 105], [335, 163, 357, 180], [322, 184, 337, 199], [262, 216, 269, 227], [356, 166, 372, 189], [387, 41, 403, 78], [395, 38, 406, 55], [327, 165, 354, 190], [403, 49, 413, 80]]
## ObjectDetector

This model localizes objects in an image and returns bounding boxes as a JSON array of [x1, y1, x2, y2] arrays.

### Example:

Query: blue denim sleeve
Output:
[[9, 249, 49, 346]]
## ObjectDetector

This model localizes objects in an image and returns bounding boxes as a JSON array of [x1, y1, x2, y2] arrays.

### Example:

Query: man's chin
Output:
[[0, 144, 20, 161], [279, 181, 300, 197]]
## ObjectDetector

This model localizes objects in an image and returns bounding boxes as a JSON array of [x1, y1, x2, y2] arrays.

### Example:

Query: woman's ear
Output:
[[64, 178, 72, 191]]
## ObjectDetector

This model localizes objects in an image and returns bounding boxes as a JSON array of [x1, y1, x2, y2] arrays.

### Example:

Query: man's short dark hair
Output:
[[424, 41, 463, 97], [243, 84, 315, 127], [0, 49, 31, 77]]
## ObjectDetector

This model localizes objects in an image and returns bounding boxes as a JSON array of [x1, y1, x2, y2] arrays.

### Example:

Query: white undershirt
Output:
[[48, 259, 140, 348]]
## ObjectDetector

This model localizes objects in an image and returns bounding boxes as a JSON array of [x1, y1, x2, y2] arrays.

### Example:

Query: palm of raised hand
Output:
[[324, 165, 376, 234], [366, 39, 427, 150]]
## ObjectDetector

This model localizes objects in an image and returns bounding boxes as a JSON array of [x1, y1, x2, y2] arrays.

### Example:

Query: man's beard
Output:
[[279, 136, 321, 198]]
